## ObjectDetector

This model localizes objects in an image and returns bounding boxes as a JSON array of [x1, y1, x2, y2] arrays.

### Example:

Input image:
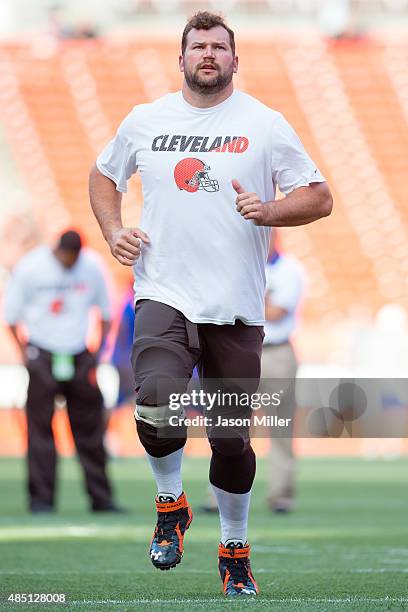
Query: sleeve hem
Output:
[[282, 176, 326, 195], [95, 160, 127, 193]]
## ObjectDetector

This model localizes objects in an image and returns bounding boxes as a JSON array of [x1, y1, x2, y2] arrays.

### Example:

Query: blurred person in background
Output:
[[5, 230, 121, 513], [201, 229, 305, 514], [351, 304, 408, 458], [261, 229, 304, 513]]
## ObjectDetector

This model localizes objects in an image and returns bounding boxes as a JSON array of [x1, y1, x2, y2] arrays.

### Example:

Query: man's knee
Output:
[[207, 406, 251, 457], [135, 368, 186, 429], [136, 417, 186, 458], [208, 432, 250, 457], [134, 371, 187, 455], [134, 396, 185, 456], [209, 444, 256, 493], [136, 372, 184, 408]]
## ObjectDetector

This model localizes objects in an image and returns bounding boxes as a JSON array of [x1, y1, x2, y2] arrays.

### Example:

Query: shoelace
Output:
[[156, 511, 180, 543], [225, 557, 250, 586]]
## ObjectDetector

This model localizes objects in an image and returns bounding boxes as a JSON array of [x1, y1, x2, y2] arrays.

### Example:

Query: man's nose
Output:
[[203, 45, 215, 58]]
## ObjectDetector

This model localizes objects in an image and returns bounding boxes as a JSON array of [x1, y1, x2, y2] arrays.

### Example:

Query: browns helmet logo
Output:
[[174, 158, 219, 193]]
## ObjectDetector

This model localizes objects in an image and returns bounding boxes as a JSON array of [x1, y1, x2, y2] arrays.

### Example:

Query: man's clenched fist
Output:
[[232, 179, 271, 226], [108, 227, 150, 266]]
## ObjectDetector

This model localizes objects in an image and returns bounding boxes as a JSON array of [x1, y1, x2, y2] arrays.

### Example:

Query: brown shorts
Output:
[[131, 299, 264, 435]]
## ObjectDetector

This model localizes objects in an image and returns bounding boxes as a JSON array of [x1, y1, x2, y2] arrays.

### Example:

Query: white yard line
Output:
[[0, 526, 152, 540], [69, 597, 408, 605], [3, 526, 397, 541], [1, 568, 407, 575]]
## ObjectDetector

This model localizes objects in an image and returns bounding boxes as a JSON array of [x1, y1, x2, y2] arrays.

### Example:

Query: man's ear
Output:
[[179, 55, 184, 73], [233, 55, 238, 74]]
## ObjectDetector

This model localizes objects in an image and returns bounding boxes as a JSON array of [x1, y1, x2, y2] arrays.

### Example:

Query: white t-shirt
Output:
[[264, 253, 305, 345], [5, 246, 111, 354], [97, 90, 324, 325]]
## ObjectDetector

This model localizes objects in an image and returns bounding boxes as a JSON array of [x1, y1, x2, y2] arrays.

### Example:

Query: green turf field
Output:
[[0, 456, 407, 611]]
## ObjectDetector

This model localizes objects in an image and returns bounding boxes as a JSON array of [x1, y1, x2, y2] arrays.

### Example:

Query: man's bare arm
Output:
[[233, 180, 333, 227], [8, 325, 25, 359], [89, 163, 123, 242], [92, 319, 111, 361], [89, 164, 150, 266], [265, 296, 288, 321]]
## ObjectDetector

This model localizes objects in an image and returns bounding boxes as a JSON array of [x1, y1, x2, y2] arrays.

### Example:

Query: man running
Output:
[[89, 11, 332, 597]]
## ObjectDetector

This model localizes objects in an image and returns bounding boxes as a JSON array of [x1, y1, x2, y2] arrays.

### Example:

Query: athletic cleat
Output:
[[218, 541, 259, 596], [149, 492, 193, 570]]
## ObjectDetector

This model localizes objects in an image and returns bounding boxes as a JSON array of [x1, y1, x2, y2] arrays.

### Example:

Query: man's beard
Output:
[[184, 63, 234, 95]]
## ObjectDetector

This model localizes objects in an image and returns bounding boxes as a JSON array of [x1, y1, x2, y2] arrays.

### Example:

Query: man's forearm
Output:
[[8, 325, 25, 357], [265, 183, 333, 227], [93, 319, 111, 359], [89, 164, 123, 243], [89, 164, 150, 267], [234, 180, 333, 227], [265, 301, 287, 322]]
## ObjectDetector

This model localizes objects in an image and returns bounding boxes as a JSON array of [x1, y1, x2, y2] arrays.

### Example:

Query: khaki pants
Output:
[[259, 342, 298, 510]]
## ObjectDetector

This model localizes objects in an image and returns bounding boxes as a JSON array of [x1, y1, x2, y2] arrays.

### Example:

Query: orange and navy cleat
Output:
[[218, 541, 259, 596], [149, 492, 193, 570]]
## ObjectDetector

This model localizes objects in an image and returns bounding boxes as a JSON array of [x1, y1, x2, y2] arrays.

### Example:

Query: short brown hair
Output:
[[181, 11, 235, 56]]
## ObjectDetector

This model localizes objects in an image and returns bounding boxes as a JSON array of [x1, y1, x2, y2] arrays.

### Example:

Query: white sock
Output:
[[147, 448, 183, 499], [212, 484, 251, 544]]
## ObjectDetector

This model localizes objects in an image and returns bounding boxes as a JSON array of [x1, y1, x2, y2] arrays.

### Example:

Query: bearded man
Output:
[[89, 11, 332, 597]]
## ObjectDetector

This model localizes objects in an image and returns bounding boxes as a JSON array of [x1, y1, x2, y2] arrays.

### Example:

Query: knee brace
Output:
[[134, 390, 187, 457], [135, 369, 186, 428], [134, 401, 184, 428]]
